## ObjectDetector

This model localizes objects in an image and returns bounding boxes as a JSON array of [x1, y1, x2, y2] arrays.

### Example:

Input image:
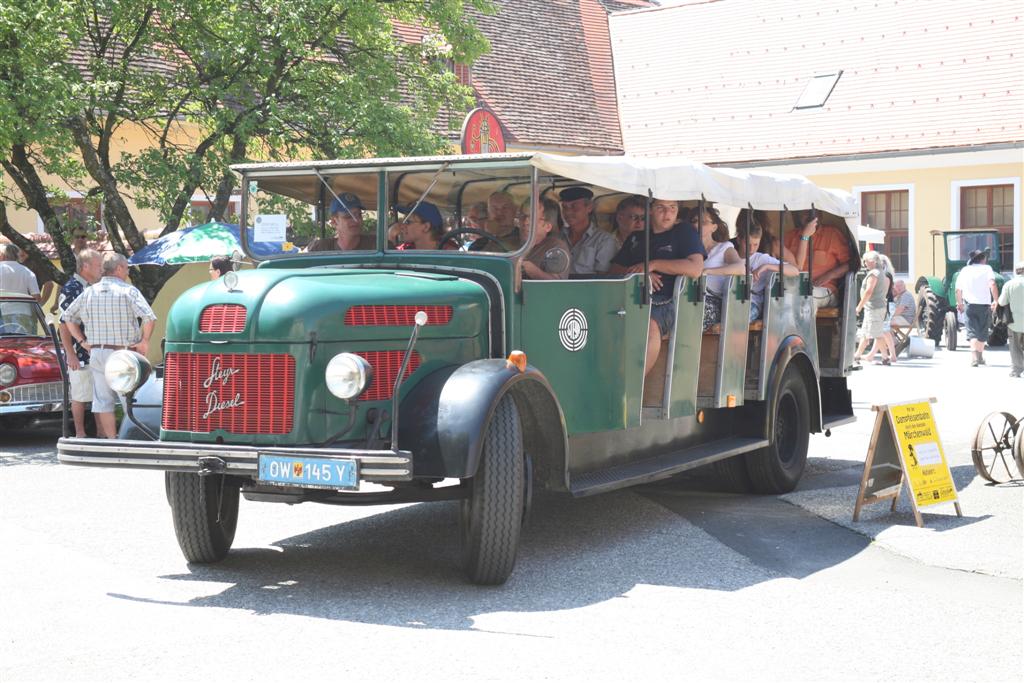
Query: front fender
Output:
[[117, 374, 163, 441], [398, 359, 568, 484]]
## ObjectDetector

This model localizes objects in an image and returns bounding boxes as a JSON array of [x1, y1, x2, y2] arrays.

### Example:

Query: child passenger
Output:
[[703, 209, 798, 322]]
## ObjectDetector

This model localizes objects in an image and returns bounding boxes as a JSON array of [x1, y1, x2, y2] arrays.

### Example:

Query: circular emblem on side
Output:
[[558, 308, 588, 352]]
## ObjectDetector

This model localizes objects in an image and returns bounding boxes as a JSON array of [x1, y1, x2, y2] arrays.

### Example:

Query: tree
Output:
[[0, 0, 491, 299]]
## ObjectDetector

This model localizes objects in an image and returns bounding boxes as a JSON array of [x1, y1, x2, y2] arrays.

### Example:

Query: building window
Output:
[[189, 197, 240, 227], [961, 185, 1014, 269], [862, 189, 909, 273], [794, 71, 842, 109]]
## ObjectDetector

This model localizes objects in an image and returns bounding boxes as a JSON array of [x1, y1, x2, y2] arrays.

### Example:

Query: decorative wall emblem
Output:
[[558, 308, 588, 352]]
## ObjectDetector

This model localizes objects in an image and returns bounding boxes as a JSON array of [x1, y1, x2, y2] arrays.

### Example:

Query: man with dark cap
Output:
[[955, 248, 999, 367], [390, 201, 448, 250], [306, 192, 375, 252], [559, 186, 616, 275]]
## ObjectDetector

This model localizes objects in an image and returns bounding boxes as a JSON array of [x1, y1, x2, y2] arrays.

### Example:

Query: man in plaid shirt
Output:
[[57, 248, 103, 437], [62, 253, 157, 438]]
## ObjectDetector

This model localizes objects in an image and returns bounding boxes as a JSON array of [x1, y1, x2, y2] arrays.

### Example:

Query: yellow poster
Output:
[[888, 401, 958, 507]]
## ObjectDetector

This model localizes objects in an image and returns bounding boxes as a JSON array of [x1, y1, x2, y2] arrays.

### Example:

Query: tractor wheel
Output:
[[916, 286, 944, 346], [944, 311, 958, 351], [987, 323, 1008, 348]]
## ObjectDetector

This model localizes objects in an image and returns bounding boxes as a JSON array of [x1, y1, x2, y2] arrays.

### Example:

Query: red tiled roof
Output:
[[611, 0, 1024, 162]]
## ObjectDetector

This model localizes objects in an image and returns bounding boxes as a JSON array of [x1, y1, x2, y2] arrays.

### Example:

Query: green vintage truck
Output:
[[58, 153, 860, 584]]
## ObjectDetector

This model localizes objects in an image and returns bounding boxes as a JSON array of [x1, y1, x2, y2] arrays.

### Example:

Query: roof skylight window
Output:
[[794, 71, 843, 109]]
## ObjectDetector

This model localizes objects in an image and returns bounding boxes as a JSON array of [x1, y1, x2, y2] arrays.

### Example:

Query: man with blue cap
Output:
[[307, 192, 376, 251]]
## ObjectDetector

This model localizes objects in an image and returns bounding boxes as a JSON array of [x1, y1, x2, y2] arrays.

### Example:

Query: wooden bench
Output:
[[816, 307, 840, 319]]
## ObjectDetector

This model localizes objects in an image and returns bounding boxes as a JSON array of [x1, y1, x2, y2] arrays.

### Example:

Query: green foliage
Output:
[[0, 0, 492, 296]]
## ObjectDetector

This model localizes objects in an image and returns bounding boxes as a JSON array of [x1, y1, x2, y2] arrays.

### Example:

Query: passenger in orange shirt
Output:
[[784, 211, 852, 308]]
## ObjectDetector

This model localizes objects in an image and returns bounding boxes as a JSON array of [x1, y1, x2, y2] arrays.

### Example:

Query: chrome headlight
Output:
[[325, 353, 372, 400], [104, 350, 152, 394], [0, 362, 16, 386]]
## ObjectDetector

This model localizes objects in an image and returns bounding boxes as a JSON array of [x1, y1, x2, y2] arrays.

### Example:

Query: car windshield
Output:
[[0, 300, 46, 337], [946, 231, 999, 265]]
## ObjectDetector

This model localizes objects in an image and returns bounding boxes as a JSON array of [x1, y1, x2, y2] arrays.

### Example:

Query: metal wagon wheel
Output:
[[971, 412, 1021, 484], [1014, 421, 1024, 480]]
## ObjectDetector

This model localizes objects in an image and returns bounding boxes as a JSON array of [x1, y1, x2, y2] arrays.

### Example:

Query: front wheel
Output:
[[460, 395, 527, 585], [745, 366, 811, 494], [944, 311, 958, 351], [166, 472, 240, 563]]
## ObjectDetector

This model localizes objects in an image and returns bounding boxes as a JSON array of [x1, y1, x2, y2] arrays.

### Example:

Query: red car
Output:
[[0, 291, 64, 429]]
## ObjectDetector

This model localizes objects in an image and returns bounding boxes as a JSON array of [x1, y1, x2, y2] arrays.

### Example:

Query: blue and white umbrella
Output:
[[128, 222, 297, 265]]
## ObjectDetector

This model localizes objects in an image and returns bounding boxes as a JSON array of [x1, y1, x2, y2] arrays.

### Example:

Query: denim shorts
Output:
[[651, 299, 675, 337]]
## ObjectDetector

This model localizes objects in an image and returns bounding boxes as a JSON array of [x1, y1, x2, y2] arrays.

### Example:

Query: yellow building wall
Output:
[[801, 161, 1023, 282]]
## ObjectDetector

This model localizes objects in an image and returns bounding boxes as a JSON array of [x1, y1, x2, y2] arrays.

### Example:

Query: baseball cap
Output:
[[559, 186, 594, 202], [396, 201, 443, 230], [330, 192, 363, 215]]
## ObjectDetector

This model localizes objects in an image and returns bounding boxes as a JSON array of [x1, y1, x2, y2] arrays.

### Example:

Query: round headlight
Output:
[[0, 362, 17, 386], [222, 270, 239, 291], [104, 350, 152, 394], [325, 353, 372, 400]]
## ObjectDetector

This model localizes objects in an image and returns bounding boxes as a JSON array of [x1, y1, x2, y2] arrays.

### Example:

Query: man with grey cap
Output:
[[997, 260, 1024, 377], [559, 186, 616, 275], [955, 248, 999, 367], [307, 192, 375, 252]]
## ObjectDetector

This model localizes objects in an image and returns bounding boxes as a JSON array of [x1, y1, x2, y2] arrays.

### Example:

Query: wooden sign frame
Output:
[[853, 397, 962, 528]]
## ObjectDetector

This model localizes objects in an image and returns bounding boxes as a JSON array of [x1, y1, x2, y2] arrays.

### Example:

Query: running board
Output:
[[568, 436, 769, 497], [822, 413, 857, 430]]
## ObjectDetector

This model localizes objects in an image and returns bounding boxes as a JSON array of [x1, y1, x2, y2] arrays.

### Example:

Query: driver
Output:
[[306, 193, 375, 252], [467, 191, 522, 251]]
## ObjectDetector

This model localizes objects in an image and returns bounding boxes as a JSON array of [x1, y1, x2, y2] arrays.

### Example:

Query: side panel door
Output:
[[521, 276, 647, 434]]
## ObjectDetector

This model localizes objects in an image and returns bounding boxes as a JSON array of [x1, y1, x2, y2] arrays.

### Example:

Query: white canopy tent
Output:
[[856, 224, 887, 243], [531, 153, 859, 218]]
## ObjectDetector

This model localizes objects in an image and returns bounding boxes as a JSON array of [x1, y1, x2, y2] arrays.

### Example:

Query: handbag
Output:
[[994, 303, 1014, 326]]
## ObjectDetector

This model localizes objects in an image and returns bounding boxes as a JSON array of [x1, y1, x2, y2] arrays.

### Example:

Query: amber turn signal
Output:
[[506, 350, 527, 372]]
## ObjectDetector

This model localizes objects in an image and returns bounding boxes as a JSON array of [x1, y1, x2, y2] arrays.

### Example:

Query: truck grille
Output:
[[344, 305, 452, 327], [199, 304, 247, 333], [162, 352, 294, 434], [356, 351, 421, 401]]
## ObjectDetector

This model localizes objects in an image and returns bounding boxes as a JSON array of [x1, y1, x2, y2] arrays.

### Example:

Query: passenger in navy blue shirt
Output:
[[609, 199, 705, 378]]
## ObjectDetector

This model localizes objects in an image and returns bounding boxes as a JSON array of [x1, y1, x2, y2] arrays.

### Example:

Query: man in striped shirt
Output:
[[62, 253, 157, 438]]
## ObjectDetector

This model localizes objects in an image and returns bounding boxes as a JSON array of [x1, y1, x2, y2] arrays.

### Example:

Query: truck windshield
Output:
[[946, 231, 999, 265]]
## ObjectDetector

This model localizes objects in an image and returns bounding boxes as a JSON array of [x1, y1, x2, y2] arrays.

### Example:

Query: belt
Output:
[[93, 344, 131, 350]]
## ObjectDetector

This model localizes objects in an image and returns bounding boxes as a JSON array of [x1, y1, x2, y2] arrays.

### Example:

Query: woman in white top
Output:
[[695, 206, 743, 331], [704, 211, 798, 322]]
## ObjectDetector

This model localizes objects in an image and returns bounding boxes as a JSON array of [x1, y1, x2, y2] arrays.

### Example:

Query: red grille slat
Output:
[[199, 304, 247, 333], [161, 352, 294, 434], [344, 305, 452, 327], [356, 351, 422, 401]]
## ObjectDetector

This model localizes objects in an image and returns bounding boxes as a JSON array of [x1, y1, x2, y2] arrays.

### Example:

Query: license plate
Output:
[[257, 454, 358, 490]]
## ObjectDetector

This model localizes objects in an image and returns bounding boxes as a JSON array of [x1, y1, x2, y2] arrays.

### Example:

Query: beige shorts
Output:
[[69, 367, 93, 403]]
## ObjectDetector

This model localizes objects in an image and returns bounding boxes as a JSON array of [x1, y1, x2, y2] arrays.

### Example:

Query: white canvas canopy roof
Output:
[[531, 153, 859, 218]]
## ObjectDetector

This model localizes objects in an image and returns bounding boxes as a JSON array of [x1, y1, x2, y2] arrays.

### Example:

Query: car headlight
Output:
[[0, 362, 16, 386], [104, 350, 152, 394], [325, 353, 372, 400]]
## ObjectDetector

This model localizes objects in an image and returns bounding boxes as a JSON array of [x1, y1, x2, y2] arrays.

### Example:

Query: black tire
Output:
[[745, 366, 811, 494], [460, 395, 526, 585], [944, 311, 958, 352], [916, 285, 944, 346], [987, 323, 1008, 348], [711, 456, 753, 493], [166, 472, 240, 563]]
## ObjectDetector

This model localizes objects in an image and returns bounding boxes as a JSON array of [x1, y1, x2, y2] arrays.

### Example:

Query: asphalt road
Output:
[[1, 342, 1021, 682]]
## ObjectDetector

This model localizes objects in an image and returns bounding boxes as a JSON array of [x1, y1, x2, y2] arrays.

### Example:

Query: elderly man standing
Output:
[[57, 248, 103, 437], [0, 243, 40, 301], [956, 249, 999, 367], [998, 260, 1024, 378], [61, 253, 156, 438], [306, 193, 374, 252], [559, 186, 616, 275]]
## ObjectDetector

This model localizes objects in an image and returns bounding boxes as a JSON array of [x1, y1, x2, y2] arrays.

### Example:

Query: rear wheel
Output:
[[944, 311, 958, 351], [745, 366, 811, 494], [460, 395, 526, 585], [916, 285, 944, 346], [166, 472, 240, 563]]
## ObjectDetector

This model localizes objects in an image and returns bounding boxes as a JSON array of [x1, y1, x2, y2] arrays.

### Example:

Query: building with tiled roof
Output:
[[610, 0, 1023, 279]]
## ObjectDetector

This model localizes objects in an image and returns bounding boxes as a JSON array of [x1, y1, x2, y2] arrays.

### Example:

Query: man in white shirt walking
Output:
[[955, 249, 999, 367]]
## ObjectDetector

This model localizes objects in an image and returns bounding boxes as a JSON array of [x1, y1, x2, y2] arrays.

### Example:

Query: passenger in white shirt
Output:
[[0, 243, 41, 301], [955, 249, 999, 367]]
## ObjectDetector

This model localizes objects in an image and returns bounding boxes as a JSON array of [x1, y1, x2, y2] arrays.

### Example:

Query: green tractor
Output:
[[915, 229, 1009, 350]]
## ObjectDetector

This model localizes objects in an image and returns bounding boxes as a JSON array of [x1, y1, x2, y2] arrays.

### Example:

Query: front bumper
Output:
[[57, 437, 413, 482], [0, 401, 62, 415]]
